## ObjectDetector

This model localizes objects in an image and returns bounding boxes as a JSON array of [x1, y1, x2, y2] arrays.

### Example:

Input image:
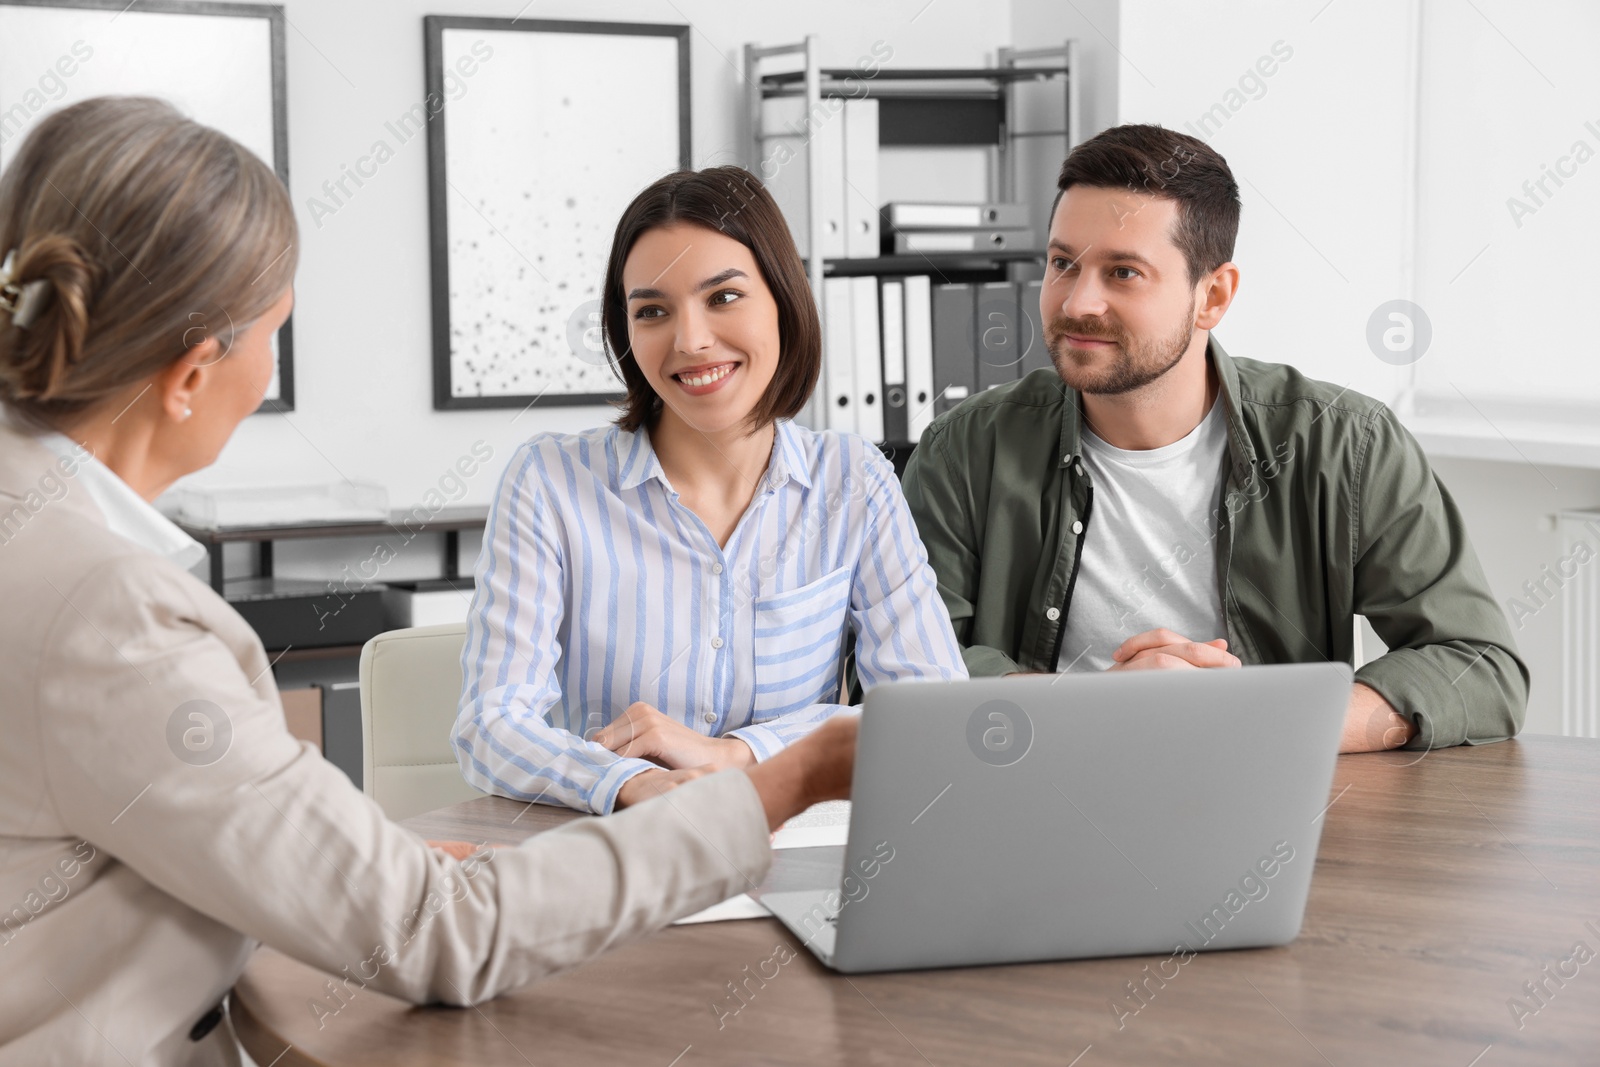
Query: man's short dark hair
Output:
[[1053, 124, 1241, 288], [602, 166, 821, 433]]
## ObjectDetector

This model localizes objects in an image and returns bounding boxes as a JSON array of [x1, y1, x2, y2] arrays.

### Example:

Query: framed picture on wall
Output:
[[424, 16, 690, 410], [0, 0, 294, 412]]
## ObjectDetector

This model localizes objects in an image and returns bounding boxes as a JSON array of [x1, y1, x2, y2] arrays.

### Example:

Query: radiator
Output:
[[1560, 510, 1600, 738]]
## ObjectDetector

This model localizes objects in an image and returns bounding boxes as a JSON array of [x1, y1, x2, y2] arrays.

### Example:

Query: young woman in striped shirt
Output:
[[452, 166, 966, 814]]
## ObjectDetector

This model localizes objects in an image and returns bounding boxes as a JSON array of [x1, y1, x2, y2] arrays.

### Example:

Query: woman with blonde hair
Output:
[[0, 97, 853, 1066]]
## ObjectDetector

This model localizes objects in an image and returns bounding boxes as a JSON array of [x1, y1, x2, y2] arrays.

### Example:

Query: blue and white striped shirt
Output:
[[453, 419, 966, 814]]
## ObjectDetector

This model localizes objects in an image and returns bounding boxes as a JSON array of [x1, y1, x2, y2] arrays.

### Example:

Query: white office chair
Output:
[[359, 622, 487, 821]]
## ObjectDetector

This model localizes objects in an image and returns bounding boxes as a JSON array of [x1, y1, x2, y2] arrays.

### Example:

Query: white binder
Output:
[[903, 275, 935, 441], [822, 276, 856, 434], [760, 96, 846, 260], [850, 275, 884, 442], [842, 99, 880, 259]]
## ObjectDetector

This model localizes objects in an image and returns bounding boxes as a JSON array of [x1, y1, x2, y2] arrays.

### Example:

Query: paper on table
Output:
[[672, 893, 769, 925], [771, 800, 851, 850]]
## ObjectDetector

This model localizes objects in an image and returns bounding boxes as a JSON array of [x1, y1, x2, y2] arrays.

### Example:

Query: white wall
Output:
[[1402, 0, 1600, 466], [1431, 457, 1600, 737], [1116, 0, 1416, 410], [170, 0, 1014, 520], [1412, 0, 1600, 408]]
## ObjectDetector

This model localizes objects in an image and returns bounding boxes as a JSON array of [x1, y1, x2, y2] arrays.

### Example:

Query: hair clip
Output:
[[0, 249, 52, 330]]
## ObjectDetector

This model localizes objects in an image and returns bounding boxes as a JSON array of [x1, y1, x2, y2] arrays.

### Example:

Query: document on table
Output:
[[670, 801, 853, 925], [672, 894, 770, 924], [771, 799, 851, 849]]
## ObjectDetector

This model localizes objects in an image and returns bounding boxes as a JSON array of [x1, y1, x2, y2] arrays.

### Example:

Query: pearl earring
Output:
[[182, 407, 193, 421]]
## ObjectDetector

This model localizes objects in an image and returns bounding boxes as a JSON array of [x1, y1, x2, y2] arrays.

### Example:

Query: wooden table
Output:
[[234, 738, 1600, 1065]]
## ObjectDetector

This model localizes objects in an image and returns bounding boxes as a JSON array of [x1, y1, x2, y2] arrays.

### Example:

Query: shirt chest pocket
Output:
[[749, 564, 854, 717]]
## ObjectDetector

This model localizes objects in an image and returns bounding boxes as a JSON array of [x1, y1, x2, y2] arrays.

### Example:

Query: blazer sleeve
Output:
[[1350, 409, 1530, 747], [35, 554, 771, 1006]]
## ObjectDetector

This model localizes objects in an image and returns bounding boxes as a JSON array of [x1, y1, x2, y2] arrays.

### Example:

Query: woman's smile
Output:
[[671, 361, 740, 395]]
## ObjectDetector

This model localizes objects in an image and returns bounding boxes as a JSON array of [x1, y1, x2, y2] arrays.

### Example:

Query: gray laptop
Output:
[[762, 662, 1352, 973]]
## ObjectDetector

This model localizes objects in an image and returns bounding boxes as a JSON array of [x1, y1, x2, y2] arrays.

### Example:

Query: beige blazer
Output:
[[0, 424, 772, 1066]]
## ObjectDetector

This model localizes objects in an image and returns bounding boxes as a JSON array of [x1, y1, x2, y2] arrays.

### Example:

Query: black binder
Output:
[[931, 283, 977, 418], [977, 280, 1023, 391]]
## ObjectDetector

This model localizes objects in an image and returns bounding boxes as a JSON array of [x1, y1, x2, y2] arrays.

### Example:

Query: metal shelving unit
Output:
[[741, 36, 1078, 446]]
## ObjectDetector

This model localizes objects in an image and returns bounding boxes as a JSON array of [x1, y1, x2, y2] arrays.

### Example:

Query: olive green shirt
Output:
[[901, 337, 1528, 749]]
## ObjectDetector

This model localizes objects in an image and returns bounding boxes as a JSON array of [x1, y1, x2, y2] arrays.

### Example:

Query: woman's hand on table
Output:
[[607, 712, 860, 828], [592, 702, 756, 772]]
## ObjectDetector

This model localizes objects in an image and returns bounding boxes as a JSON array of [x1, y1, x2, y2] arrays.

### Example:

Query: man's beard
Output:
[[1045, 296, 1197, 396]]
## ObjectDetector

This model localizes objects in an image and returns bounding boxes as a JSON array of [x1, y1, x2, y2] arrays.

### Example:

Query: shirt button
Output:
[[704, 712, 716, 724], [1071, 520, 1083, 535], [1046, 607, 1061, 621], [1075, 463, 1084, 476], [712, 562, 724, 575], [711, 636, 724, 649], [1062, 454, 1071, 465]]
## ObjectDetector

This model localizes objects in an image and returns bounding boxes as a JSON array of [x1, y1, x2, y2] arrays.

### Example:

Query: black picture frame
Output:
[[0, 0, 294, 412], [423, 16, 691, 411]]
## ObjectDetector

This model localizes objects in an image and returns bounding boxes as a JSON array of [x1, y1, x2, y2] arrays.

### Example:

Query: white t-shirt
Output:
[[1056, 399, 1229, 673]]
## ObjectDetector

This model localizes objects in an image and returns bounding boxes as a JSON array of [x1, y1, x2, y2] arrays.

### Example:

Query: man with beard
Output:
[[901, 124, 1526, 752]]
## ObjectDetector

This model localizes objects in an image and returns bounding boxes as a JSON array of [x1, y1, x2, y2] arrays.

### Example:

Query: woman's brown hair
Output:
[[0, 96, 298, 422], [600, 166, 820, 433]]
